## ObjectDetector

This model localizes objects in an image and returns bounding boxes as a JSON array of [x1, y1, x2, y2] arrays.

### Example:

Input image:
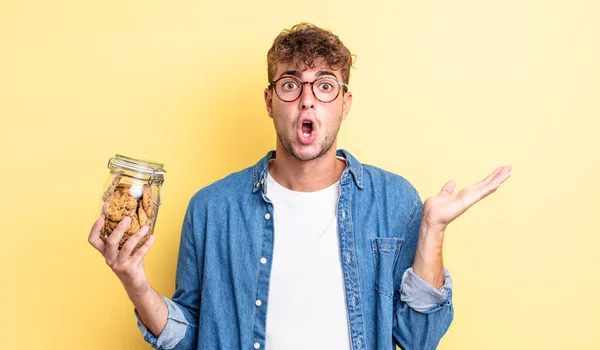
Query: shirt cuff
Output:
[[400, 267, 453, 313], [135, 296, 189, 349]]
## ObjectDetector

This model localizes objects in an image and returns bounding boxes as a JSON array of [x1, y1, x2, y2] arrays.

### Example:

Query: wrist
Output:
[[419, 223, 446, 243], [416, 224, 445, 262], [125, 282, 151, 302]]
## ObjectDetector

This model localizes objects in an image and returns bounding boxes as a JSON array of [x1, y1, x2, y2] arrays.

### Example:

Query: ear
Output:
[[264, 88, 273, 118], [341, 91, 352, 121]]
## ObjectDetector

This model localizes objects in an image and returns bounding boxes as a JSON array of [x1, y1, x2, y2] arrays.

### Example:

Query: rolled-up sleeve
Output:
[[134, 296, 189, 349], [400, 267, 453, 313]]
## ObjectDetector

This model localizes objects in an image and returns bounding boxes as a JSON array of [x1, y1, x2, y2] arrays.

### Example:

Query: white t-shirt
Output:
[[264, 170, 351, 350]]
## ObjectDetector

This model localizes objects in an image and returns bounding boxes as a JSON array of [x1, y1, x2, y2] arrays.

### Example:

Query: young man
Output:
[[89, 23, 511, 350]]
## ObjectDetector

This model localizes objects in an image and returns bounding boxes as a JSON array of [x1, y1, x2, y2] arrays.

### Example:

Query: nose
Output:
[[298, 81, 315, 110]]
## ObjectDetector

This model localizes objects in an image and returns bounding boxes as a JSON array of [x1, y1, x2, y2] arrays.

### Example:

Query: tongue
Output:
[[297, 126, 316, 145], [302, 124, 312, 134]]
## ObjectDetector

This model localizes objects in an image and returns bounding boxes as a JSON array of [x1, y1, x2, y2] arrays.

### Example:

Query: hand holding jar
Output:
[[88, 154, 166, 298]]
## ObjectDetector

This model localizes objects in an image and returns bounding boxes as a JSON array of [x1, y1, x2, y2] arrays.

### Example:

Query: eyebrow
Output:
[[278, 70, 338, 80]]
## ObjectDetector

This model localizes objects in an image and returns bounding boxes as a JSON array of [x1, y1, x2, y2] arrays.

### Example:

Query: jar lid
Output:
[[108, 154, 166, 177]]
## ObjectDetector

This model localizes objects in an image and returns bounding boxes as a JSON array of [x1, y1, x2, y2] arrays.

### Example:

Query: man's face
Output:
[[264, 60, 352, 162]]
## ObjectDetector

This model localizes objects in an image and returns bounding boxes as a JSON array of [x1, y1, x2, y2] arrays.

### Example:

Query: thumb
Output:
[[439, 180, 456, 195]]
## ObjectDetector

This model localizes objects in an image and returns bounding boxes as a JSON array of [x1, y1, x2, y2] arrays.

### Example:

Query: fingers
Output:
[[104, 216, 131, 264], [473, 165, 512, 191], [118, 225, 150, 263], [475, 166, 504, 187], [489, 165, 512, 189], [472, 165, 513, 200], [453, 165, 510, 206], [88, 217, 106, 254], [442, 165, 512, 198], [130, 234, 155, 266]]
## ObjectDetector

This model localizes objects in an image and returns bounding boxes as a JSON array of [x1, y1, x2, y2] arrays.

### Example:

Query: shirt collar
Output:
[[251, 149, 364, 193]]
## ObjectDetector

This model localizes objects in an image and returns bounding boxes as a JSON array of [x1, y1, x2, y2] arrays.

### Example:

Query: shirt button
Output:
[[254, 343, 261, 349], [255, 300, 262, 306], [342, 210, 347, 219], [260, 257, 267, 264], [255, 182, 260, 188], [264, 213, 271, 220], [357, 339, 362, 348], [345, 253, 351, 263], [260, 178, 264, 184]]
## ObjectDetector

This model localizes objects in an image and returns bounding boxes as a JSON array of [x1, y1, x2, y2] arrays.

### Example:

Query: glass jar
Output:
[[100, 154, 166, 249]]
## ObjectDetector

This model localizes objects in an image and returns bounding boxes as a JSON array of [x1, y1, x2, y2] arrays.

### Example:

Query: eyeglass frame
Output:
[[267, 75, 349, 103]]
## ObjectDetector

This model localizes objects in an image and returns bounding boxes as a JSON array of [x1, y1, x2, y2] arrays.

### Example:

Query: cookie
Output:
[[121, 188, 139, 211], [105, 219, 119, 233], [138, 204, 148, 227], [102, 193, 123, 221], [102, 187, 139, 221], [142, 185, 157, 218], [125, 213, 140, 235]]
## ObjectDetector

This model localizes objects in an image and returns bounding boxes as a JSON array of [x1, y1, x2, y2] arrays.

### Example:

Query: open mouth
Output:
[[297, 119, 316, 145], [301, 120, 313, 137]]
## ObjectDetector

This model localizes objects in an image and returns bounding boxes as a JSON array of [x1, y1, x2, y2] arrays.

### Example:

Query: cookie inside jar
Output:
[[99, 154, 165, 250]]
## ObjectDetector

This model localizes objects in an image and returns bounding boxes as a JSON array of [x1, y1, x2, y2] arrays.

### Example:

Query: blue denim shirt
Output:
[[136, 149, 453, 350]]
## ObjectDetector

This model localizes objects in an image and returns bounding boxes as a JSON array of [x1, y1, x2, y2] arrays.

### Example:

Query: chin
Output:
[[290, 148, 320, 161], [291, 142, 335, 162]]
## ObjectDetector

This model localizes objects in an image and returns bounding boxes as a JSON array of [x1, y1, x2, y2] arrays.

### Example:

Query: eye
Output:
[[316, 78, 337, 92], [319, 83, 333, 91], [280, 79, 300, 91]]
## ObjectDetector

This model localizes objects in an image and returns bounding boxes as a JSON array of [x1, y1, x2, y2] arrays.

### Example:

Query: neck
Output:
[[268, 144, 345, 192]]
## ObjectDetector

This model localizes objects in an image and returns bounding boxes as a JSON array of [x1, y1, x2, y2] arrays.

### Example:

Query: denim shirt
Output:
[[136, 149, 453, 350]]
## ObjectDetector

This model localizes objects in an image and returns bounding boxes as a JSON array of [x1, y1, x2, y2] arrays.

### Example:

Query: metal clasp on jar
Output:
[[148, 173, 164, 186]]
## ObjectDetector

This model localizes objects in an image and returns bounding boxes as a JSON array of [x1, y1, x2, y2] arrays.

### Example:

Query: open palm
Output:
[[423, 165, 512, 231]]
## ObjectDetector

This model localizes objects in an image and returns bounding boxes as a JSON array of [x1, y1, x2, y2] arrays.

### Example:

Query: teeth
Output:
[[303, 133, 310, 137]]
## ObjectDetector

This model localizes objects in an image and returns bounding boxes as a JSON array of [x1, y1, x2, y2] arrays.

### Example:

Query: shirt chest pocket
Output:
[[371, 237, 403, 298]]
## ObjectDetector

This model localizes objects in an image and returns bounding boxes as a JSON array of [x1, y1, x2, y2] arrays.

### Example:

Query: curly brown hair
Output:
[[267, 23, 354, 85]]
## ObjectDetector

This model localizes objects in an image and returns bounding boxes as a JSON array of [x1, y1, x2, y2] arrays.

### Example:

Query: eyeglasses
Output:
[[268, 75, 348, 103]]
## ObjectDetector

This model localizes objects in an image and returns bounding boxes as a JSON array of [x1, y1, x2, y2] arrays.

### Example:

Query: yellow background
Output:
[[1, 0, 598, 349]]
